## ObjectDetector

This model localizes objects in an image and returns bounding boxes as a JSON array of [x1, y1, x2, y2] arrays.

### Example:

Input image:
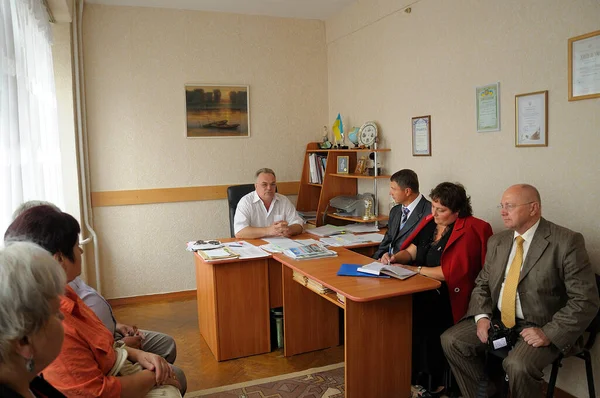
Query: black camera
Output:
[[487, 319, 517, 351]]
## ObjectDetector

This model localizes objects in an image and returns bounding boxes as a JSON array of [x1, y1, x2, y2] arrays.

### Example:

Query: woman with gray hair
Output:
[[0, 242, 67, 397]]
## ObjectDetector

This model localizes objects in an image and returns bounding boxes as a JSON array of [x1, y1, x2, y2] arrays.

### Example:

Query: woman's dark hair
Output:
[[429, 182, 473, 218], [4, 205, 81, 261]]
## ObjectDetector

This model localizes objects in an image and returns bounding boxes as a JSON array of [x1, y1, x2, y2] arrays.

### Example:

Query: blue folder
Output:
[[337, 263, 390, 278]]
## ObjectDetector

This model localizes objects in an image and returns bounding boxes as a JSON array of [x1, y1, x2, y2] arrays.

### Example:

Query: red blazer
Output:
[[400, 214, 493, 324]]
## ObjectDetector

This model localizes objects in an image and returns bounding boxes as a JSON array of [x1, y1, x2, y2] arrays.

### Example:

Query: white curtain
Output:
[[0, 0, 63, 233]]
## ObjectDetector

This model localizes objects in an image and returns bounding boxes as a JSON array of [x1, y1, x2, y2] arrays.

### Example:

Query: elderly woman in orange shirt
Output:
[[5, 206, 186, 398]]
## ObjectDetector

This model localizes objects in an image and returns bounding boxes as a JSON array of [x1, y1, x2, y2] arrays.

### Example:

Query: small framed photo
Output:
[[337, 155, 349, 174], [354, 156, 367, 174], [411, 115, 431, 156], [568, 30, 600, 101], [515, 90, 548, 147]]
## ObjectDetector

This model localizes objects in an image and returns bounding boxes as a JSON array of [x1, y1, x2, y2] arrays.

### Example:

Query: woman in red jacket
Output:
[[390, 182, 493, 397]]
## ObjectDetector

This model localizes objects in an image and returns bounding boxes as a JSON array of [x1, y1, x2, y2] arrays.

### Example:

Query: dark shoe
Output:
[[413, 385, 445, 398]]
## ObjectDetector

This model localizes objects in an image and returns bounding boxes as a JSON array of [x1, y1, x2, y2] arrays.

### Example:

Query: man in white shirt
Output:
[[441, 184, 598, 397], [234, 168, 304, 239]]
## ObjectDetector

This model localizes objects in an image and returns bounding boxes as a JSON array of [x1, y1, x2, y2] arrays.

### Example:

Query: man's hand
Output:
[[116, 323, 144, 338], [137, 352, 173, 385], [272, 221, 290, 237], [520, 327, 551, 348], [380, 253, 392, 265], [476, 318, 491, 344], [121, 335, 143, 349]]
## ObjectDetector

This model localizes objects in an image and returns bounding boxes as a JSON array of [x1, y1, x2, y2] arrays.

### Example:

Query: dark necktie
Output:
[[400, 206, 410, 230]]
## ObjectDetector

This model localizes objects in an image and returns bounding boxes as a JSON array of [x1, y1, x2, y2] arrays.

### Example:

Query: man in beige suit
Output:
[[441, 184, 599, 397]]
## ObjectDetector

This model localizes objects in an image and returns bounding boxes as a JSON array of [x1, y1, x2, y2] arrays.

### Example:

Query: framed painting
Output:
[[185, 84, 250, 138]]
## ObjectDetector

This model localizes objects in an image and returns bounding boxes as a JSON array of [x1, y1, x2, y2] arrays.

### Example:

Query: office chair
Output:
[[226, 184, 255, 237], [546, 274, 600, 398]]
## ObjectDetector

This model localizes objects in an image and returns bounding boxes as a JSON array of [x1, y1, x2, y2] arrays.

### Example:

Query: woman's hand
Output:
[[137, 352, 173, 385], [380, 253, 392, 265]]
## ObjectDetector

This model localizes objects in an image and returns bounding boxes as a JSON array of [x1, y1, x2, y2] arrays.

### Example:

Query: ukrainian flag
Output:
[[332, 113, 343, 143]]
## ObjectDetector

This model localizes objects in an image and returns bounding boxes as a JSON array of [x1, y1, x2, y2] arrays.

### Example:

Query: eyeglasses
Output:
[[194, 240, 221, 245], [497, 202, 535, 211]]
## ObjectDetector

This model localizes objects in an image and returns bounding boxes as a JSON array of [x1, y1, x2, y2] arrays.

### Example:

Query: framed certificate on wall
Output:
[[568, 30, 600, 101]]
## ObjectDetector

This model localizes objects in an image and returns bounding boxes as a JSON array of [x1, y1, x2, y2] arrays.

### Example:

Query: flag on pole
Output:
[[332, 113, 343, 144]]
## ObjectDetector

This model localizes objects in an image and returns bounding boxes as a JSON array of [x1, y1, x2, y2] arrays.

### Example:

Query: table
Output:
[[193, 233, 440, 397]]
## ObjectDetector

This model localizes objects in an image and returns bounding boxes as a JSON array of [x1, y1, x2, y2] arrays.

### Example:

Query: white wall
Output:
[[81, 4, 328, 298], [325, 0, 600, 396]]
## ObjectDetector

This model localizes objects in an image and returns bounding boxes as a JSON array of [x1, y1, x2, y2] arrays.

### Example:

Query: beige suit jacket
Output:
[[467, 218, 599, 354]]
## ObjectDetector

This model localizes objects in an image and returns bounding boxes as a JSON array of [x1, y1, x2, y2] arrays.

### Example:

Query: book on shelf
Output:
[[283, 243, 337, 260], [336, 292, 346, 305], [357, 261, 416, 280], [292, 271, 333, 295], [308, 153, 327, 184]]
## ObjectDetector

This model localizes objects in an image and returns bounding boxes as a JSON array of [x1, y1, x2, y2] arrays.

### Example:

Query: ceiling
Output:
[[86, 0, 357, 20]]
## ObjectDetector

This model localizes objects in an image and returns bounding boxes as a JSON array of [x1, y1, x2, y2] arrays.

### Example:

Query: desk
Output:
[[194, 233, 440, 397]]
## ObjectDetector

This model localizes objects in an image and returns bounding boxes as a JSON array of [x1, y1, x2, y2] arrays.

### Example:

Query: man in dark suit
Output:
[[441, 184, 599, 397], [373, 169, 431, 264]]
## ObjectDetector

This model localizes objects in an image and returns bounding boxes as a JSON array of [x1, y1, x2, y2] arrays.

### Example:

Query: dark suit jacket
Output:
[[467, 218, 599, 354], [373, 196, 432, 260], [401, 214, 493, 323]]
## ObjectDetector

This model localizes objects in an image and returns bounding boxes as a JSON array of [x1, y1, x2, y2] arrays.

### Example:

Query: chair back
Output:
[[227, 184, 255, 237], [584, 274, 600, 350]]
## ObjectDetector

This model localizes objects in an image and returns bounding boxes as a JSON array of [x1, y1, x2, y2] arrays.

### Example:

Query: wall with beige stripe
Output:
[[326, 0, 600, 396], [73, 4, 328, 299]]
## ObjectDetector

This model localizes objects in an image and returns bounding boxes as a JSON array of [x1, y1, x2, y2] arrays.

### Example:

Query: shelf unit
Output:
[[296, 142, 390, 227]]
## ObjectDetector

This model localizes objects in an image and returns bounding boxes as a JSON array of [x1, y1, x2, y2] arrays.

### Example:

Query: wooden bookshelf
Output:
[[296, 142, 390, 227]]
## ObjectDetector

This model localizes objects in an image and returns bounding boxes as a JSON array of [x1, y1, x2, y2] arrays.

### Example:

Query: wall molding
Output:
[[91, 181, 300, 207], [108, 289, 197, 307]]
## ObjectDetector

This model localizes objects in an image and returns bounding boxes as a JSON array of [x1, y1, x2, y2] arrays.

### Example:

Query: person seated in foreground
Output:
[[13, 200, 178, 363], [390, 182, 493, 397], [373, 169, 431, 263], [0, 242, 67, 398], [441, 184, 599, 397], [5, 206, 187, 397], [234, 168, 304, 239]]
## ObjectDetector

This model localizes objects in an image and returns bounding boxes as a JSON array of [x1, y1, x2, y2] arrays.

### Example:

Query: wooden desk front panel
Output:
[[282, 266, 339, 357], [345, 296, 412, 398], [213, 259, 271, 361], [268, 258, 283, 308]]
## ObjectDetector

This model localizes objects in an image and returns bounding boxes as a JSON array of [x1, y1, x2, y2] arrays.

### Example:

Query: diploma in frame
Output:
[[476, 82, 500, 133], [515, 90, 548, 148], [568, 30, 600, 101], [412, 115, 431, 156]]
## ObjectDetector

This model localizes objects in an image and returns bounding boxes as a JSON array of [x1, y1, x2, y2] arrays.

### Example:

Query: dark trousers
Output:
[[441, 318, 560, 398]]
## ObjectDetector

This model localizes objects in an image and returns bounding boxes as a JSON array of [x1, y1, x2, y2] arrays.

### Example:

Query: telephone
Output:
[[329, 193, 375, 217]]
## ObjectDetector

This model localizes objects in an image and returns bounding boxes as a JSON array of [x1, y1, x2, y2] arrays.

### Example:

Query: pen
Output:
[[388, 244, 393, 256], [228, 244, 243, 247]]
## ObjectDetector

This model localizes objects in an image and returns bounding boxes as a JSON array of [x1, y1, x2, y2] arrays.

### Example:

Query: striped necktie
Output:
[[400, 206, 410, 230], [501, 236, 525, 328]]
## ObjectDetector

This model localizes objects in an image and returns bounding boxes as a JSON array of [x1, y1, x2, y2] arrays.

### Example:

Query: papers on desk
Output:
[[223, 241, 270, 259], [320, 232, 384, 247], [283, 243, 338, 260], [343, 223, 380, 233], [306, 224, 345, 237], [196, 247, 239, 261], [186, 240, 223, 251], [260, 238, 322, 253]]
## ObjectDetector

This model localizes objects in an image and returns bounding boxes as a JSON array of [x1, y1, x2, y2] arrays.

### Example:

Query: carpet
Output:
[[186, 362, 345, 398]]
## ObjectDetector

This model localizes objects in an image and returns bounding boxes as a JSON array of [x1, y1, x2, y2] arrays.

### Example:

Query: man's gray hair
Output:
[[12, 200, 61, 220], [255, 168, 276, 179], [0, 242, 66, 364]]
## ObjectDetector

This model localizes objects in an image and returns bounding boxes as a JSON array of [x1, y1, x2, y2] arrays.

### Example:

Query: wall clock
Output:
[[358, 121, 378, 147]]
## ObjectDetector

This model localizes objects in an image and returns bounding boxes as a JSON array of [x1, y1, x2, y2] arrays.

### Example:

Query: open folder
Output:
[[337, 263, 390, 278]]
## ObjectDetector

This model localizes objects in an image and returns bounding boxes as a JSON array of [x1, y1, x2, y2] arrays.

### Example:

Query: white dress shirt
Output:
[[233, 191, 304, 235], [475, 219, 541, 324]]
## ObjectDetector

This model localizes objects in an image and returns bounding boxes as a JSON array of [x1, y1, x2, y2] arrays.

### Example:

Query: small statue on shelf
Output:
[[363, 198, 375, 220], [319, 126, 332, 149]]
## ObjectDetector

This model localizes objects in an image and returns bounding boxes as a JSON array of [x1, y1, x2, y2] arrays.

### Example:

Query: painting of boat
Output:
[[185, 84, 250, 138]]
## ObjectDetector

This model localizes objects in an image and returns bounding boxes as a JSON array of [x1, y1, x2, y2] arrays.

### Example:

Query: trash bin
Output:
[[270, 308, 284, 350]]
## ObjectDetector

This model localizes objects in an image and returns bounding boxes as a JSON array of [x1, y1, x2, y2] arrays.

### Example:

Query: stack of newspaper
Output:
[[292, 271, 333, 295], [283, 243, 337, 260]]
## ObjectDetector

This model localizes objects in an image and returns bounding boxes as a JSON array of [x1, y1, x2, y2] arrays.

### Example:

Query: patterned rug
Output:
[[186, 363, 345, 398]]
